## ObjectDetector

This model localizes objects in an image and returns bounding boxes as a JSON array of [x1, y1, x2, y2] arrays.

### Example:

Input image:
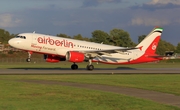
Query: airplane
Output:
[[8, 27, 163, 70]]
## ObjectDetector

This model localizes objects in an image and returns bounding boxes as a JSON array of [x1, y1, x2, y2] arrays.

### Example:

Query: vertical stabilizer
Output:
[[136, 27, 163, 54]]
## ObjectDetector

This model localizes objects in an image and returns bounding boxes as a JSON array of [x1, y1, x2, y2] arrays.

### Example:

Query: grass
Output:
[[0, 76, 180, 110], [40, 74, 180, 95], [2, 74, 180, 95], [0, 62, 180, 109]]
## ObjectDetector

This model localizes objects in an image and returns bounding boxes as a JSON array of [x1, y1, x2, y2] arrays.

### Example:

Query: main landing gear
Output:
[[71, 59, 94, 70], [26, 51, 32, 62], [71, 63, 78, 70], [86, 59, 94, 70], [86, 65, 94, 70]]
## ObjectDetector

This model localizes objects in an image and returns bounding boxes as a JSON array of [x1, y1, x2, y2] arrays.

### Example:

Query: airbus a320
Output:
[[8, 27, 163, 70]]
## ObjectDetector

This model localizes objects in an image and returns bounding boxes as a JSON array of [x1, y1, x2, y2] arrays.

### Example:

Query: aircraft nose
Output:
[[8, 38, 20, 47]]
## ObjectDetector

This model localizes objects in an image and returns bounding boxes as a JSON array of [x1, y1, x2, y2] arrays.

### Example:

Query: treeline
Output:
[[0, 29, 17, 44], [1, 28, 180, 55]]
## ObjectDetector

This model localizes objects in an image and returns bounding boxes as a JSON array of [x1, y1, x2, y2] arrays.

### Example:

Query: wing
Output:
[[73, 47, 139, 58]]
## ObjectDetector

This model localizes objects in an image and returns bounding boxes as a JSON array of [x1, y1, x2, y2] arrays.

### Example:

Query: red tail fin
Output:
[[136, 27, 163, 54], [145, 36, 160, 54]]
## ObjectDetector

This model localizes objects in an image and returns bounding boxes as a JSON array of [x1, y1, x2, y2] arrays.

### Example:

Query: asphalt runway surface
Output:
[[0, 68, 180, 74]]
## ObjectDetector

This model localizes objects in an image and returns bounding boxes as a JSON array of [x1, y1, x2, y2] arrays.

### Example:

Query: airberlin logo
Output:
[[37, 37, 74, 48], [152, 42, 157, 50]]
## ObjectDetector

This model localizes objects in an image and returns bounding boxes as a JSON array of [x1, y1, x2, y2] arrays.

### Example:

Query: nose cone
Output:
[[8, 38, 20, 48], [8, 38, 15, 47]]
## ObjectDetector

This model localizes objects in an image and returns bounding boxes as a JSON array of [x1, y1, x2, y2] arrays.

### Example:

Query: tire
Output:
[[71, 64, 78, 70], [87, 65, 94, 70], [26, 58, 31, 62]]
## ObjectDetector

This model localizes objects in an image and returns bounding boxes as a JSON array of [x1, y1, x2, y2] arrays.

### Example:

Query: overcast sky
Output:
[[0, 0, 180, 45]]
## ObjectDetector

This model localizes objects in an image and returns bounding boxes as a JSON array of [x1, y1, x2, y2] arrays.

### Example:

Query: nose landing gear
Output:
[[26, 51, 32, 62]]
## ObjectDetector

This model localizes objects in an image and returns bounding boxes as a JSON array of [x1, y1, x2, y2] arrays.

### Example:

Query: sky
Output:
[[0, 0, 180, 45]]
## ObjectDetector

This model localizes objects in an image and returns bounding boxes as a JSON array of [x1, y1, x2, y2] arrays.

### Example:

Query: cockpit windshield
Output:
[[16, 35, 26, 39]]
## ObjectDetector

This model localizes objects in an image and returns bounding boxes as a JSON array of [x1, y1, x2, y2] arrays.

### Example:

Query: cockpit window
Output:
[[16, 36, 26, 39]]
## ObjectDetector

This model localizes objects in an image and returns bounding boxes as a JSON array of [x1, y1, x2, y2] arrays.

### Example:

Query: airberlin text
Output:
[[37, 37, 74, 48]]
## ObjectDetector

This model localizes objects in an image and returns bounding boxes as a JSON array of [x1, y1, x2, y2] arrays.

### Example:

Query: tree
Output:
[[156, 40, 175, 55], [138, 35, 146, 43], [82, 37, 90, 42], [109, 28, 135, 47], [73, 34, 83, 40], [56, 33, 71, 38], [175, 42, 180, 53], [0, 29, 13, 44], [73, 34, 90, 41], [90, 30, 110, 44]]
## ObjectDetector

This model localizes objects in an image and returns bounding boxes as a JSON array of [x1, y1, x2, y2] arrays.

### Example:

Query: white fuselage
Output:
[[8, 33, 146, 64]]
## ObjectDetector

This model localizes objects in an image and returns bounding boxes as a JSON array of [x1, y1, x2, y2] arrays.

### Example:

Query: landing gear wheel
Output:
[[26, 51, 32, 62], [87, 65, 94, 70], [71, 64, 78, 70], [26, 58, 31, 62]]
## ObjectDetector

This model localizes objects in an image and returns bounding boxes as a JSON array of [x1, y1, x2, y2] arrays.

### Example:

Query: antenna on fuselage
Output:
[[33, 31, 35, 33]]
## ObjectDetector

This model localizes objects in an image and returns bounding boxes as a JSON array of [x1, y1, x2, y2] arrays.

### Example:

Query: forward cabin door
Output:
[[31, 33, 41, 52], [32, 33, 37, 45]]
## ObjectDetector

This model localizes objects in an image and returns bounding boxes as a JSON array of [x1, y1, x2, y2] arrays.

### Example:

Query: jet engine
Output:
[[44, 54, 65, 63], [66, 51, 85, 62]]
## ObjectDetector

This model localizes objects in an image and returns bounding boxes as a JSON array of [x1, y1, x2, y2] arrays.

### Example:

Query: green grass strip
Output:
[[0, 78, 179, 110]]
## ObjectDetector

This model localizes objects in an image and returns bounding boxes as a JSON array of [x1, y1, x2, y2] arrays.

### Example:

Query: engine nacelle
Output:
[[66, 51, 85, 63], [44, 54, 65, 63]]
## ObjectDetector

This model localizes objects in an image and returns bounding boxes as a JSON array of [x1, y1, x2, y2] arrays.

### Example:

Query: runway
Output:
[[0, 68, 180, 74]]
